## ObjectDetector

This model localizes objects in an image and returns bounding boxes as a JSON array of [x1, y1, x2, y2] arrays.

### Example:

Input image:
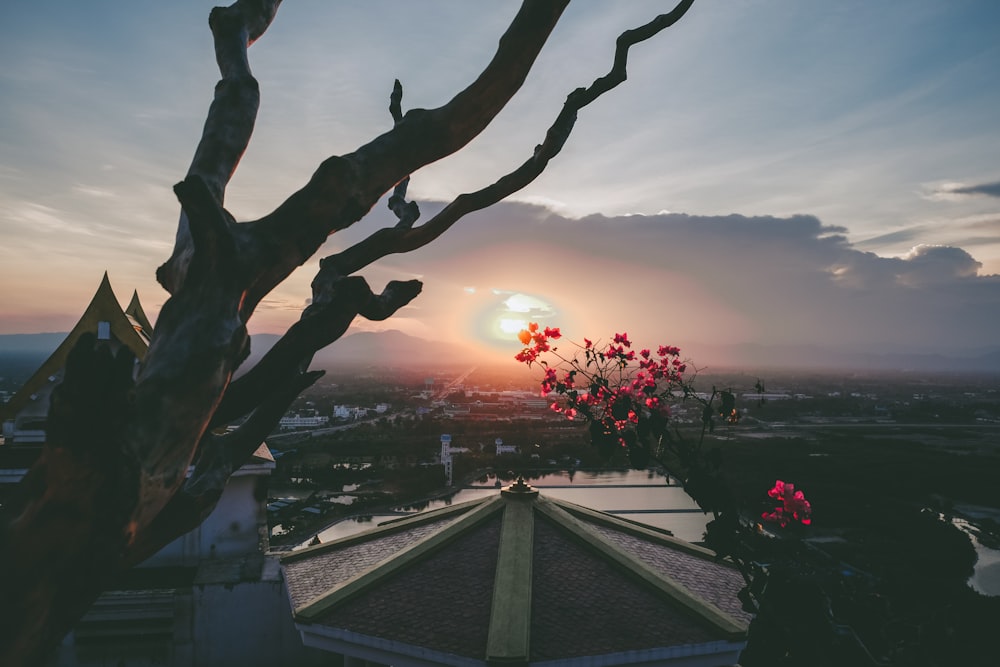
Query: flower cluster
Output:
[[514, 324, 687, 455], [761, 479, 812, 527], [514, 323, 561, 364]]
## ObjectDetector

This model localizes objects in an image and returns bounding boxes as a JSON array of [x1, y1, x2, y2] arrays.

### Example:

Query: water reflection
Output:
[[298, 469, 708, 548], [951, 516, 1000, 597]]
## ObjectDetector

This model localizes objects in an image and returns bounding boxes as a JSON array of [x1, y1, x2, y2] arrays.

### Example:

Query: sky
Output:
[[1, 1, 999, 365]]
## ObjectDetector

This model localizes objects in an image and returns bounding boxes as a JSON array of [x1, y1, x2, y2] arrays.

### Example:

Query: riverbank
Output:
[[270, 466, 681, 549], [269, 469, 490, 548]]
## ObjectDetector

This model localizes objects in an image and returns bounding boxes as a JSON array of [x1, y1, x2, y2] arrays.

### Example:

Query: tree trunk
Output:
[[0, 1, 696, 663]]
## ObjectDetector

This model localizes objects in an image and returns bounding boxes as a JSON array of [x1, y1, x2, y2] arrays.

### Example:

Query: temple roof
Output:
[[282, 480, 751, 667], [1, 272, 276, 469], [0, 273, 152, 422]]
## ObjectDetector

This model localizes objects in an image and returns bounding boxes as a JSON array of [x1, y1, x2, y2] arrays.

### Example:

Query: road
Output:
[[434, 366, 478, 399]]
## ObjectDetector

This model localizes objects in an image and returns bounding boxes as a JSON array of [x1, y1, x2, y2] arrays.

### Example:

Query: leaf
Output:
[[720, 390, 735, 416], [611, 396, 631, 421]]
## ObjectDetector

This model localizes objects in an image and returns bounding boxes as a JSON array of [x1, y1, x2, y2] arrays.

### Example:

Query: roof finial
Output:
[[501, 475, 538, 499]]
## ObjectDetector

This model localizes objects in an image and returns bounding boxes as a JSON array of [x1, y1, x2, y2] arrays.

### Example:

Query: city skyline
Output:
[[2, 1, 998, 362]]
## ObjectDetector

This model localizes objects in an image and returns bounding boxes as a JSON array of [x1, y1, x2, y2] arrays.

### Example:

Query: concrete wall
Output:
[[55, 562, 333, 667], [146, 471, 269, 567]]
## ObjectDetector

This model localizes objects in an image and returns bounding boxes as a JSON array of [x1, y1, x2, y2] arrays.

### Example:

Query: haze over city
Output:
[[2, 1, 998, 365]]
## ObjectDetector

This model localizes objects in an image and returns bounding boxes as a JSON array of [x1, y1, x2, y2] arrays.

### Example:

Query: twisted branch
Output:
[[323, 0, 696, 277], [159, 0, 282, 294], [0, 2, 702, 662]]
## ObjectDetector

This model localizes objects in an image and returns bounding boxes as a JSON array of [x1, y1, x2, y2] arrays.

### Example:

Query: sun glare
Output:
[[504, 293, 548, 313], [471, 291, 558, 349], [499, 318, 527, 334]]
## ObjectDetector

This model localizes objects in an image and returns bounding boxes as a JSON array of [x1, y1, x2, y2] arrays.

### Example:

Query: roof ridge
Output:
[[281, 495, 490, 563], [486, 494, 534, 665], [125, 289, 153, 337], [550, 497, 731, 563]]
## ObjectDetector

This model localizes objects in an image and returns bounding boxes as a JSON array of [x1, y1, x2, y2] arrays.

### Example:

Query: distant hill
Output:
[[0, 334, 66, 388], [2, 331, 998, 377], [0, 333, 66, 355], [244, 329, 484, 371], [690, 342, 1000, 374]]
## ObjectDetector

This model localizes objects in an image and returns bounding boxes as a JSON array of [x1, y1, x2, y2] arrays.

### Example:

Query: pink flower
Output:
[[613, 332, 631, 347], [543, 326, 561, 339], [540, 367, 558, 395], [515, 348, 537, 364], [763, 480, 812, 527]]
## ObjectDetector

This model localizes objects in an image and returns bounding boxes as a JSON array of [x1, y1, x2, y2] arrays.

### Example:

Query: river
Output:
[[950, 514, 1000, 597], [290, 471, 1000, 597], [295, 469, 708, 548]]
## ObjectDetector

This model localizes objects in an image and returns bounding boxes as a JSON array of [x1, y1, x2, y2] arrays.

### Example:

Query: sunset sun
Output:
[[498, 317, 527, 335], [474, 291, 558, 348]]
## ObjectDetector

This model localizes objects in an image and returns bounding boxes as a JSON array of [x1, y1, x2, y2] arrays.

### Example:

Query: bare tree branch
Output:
[[159, 0, 283, 295], [0, 1, 702, 662], [125, 368, 320, 568], [232, 0, 569, 318], [154, 271, 421, 558], [324, 0, 696, 276], [213, 276, 421, 427]]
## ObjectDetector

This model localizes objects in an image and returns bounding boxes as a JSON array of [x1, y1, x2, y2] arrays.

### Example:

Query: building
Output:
[[438, 434, 470, 487], [1, 272, 151, 446], [335, 405, 370, 421], [495, 437, 518, 456], [282, 478, 751, 667], [0, 274, 326, 666], [280, 414, 331, 430]]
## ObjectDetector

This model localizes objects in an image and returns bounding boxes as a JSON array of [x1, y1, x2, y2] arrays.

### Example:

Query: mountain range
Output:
[[1, 330, 999, 378]]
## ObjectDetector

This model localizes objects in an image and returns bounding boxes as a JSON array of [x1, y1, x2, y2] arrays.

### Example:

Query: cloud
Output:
[[71, 185, 118, 199], [950, 181, 1000, 198], [897, 245, 982, 286], [855, 227, 925, 249], [925, 180, 1000, 201], [961, 216, 1000, 234], [372, 200, 999, 356], [2, 201, 97, 237]]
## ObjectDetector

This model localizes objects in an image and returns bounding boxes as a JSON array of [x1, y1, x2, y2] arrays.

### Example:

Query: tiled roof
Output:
[[281, 481, 752, 666], [529, 516, 718, 660], [250, 442, 275, 464], [284, 513, 459, 610], [316, 514, 501, 659], [589, 523, 753, 626]]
